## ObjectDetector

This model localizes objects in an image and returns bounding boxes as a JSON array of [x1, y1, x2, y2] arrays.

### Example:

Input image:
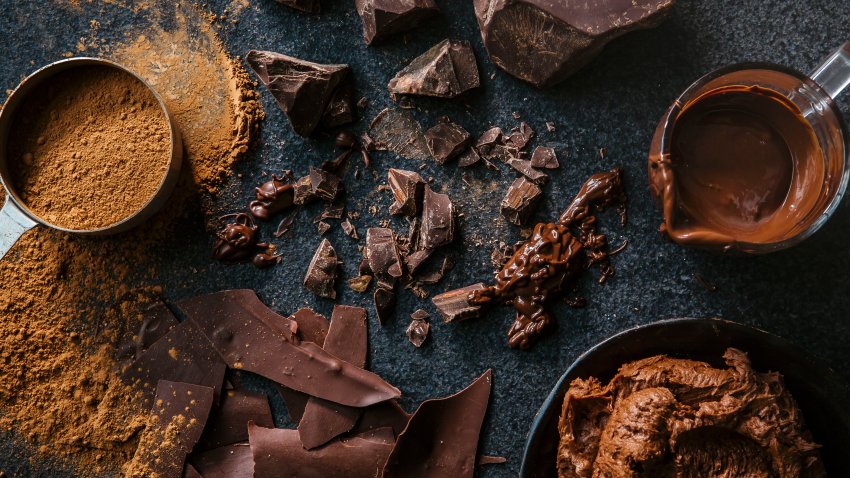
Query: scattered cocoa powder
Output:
[[8, 65, 171, 230], [0, 2, 263, 476]]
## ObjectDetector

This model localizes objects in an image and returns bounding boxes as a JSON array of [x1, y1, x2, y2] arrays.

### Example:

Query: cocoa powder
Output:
[[8, 65, 171, 231]]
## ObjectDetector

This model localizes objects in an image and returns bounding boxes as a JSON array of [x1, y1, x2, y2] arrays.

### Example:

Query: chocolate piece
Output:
[[425, 119, 472, 164], [278, 386, 310, 425], [366, 228, 404, 286], [411, 309, 430, 321], [250, 174, 295, 220], [288, 307, 329, 345], [373, 286, 396, 325], [388, 39, 480, 98], [127, 381, 215, 478], [387, 169, 425, 216], [304, 239, 339, 299], [245, 50, 354, 136], [355, 0, 440, 45], [383, 370, 493, 478], [406, 317, 430, 348], [545, 121, 556, 132], [474, 0, 675, 88], [252, 251, 282, 269], [475, 127, 503, 155], [116, 300, 179, 364], [320, 203, 345, 220], [505, 122, 535, 149], [351, 400, 411, 438], [432, 283, 485, 323], [121, 320, 227, 402], [405, 249, 431, 275], [508, 158, 548, 184], [418, 186, 454, 251], [530, 146, 559, 169], [309, 167, 342, 203], [341, 219, 359, 239], [274, 207, 300, 238], [248, 424, 394, 478], [501, 176, 542, 226], [348, 275, 373, 293], [177, 291, 400, 407], [317, 220, 331, 236], [293, 175, 316, 205], [457, 147, 481, 167], [369, 108, 431, 161], [198, 390, 274, 451], [298, 305, 368, 449], [190, 443, 254, 478], [275, 0, 320, 14]]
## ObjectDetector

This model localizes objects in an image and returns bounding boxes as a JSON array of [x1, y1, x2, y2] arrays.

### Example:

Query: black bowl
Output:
[[519, 318, 850, 477]]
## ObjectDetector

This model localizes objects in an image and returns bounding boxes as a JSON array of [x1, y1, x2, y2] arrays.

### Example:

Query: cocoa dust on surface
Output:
[[9, 65, 171, 230], [0, 2, 262, 476]]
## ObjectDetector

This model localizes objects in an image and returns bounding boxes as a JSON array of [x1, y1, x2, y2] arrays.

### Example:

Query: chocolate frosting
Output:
[[557, 349, 826, 477]]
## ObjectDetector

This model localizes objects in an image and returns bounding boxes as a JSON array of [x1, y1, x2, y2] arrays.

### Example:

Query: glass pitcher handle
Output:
[[810, 41, 850, 100]]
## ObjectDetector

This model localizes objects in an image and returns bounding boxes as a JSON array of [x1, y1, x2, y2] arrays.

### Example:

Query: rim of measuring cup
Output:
[[0, 57, 183, 236], [656, 61, 850, 253]]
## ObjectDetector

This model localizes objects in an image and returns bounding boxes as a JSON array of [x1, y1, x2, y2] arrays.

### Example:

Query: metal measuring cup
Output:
[[0, 57, 182, 260]]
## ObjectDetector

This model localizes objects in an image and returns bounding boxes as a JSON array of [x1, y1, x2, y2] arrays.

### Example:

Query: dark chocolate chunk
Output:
[[274, 207, 300, 238], [374, 286, 396, 325], [293, 175, 316, 205], [545, 121, 556, 132], [127, 381, 215, 478], [348, 275, 373, 293], [252, 251, 282, 269], [425, 119, 472, 164], [355, 0, 440, 45], [245, 50, 355, 136], [474, 0, 675, 88], [387, 169, 425, 216], [304, 239, 339, 299], [505, 122, 534, 149], [418, 186, 454, 251], [411, 309, 430, 321], [388, 39, 480, 99], [406, 318, 430, 348], [382, 370, 493, 478], [369, 108, 431, 161], [248, 424, 394, 478], [275, 0, 320, 14], [250, 174, 295, 220], [530, 146, 559, 169], [116, 300, 179, 364], [121, 320, 227, 402], [309, 167, 342, 203], [405, 249, 431, 275], [501, 177, 542, 226], [475, 127, 503, 154], [177, 291, 400, 407], [341, 218, 359, 239], [508, 158, 548, 184], [298, 305, 368, 449], [190, 443, 254, 478], [366, 228, 404, 287], [432, 283, 485, 323], [317, 220, 331, 236], [457, 147, 481, 167], [197, 390, 274, 451]]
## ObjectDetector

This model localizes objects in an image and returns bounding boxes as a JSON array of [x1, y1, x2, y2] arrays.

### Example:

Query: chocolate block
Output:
[[505, 122, 534, 149], [473, 0, 675, 88], [418, 186, 454, 251], [425, 119, 472, 164], [388, 39, 480, 98], [275, 0, 320, 13], [432, 283, 485, 322], [530, 146, 559, 169], [246, 50, 355, 136], [304, 239, 339, 299], [355, 0, 440, 45], [501, 177, 542, 225], [115, 300, 179, 365], [388, 168, 425, 216]]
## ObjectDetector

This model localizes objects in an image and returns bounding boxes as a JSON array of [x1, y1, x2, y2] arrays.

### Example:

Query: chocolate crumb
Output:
[[508, 158, 548, 184], [387, 169, 425, 216], [341, 219, 359, 240], [317, 221, 331, 236]]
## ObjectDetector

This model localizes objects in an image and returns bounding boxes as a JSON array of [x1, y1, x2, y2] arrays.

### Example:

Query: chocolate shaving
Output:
[[406, 317, 430, 348], [304, 239, 339, 299], [197, 390, 274, 451], [505, 122, 534, 149], [530, 146, 559, 169], [341, 219, 359, 239], [425, 118, 472, 164], [374, 286, 396, 325], [388, 168, 425, 216], [354, 0, 440, 45], [501, 176, 542, 226], [274, 207, 300, 238], [369, 108, 431, 161], [508, 158, 548, 184], [190, 443, 254, 478], [432, 283, 485, 323], [388, 39, 480, 98], [418, 186, 454, 251]]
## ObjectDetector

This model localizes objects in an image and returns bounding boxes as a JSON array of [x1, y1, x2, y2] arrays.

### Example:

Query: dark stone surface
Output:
[[1, 0, 850, 476]]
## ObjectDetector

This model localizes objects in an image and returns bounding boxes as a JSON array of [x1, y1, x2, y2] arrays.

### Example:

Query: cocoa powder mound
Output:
[[8, 65, 171, 230], [0, 2, 263, 476]]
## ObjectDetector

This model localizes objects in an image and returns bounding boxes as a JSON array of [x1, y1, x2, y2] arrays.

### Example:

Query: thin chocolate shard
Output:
[[121, 320, 227, 402], [293, 175, 316, 205], [374, 286, 396, 325], [245, 50, 354, 136], [501, 177, 543, 226], [425, 119, 472, 164], [309, 167, 342, 203], [418, 186, 454, 251], [317, 220, 331, 236], [478, 455, 508, 466], [387, 168, 425, 216], [505, 122, 535, 149], [275, 0, 320, 14], [190, 443, 254, 478], [457, 147, 481, 167], [406, 318, 430, 348], [474, 0, 675, 88], [348, 274, 373, 293], [530, 146, 559, 169], [355, 0, 440, 45], [432, 283, 485, 323], [298, 305, 368, 449], [351, 400, 411, 438], [177, 291, 400, 407], [341, 219, 359, 239], [288, 307, 329, 346], [116, 300, 179, 364], [383, 370, 493, 478], [197, 390, 274, 451], [388, 39, 479, 98], [508, 158, 548, 184], [366, 228, 404, 286], [127, 381, 215, 478], [369, 108, 431, 161], [304, 239, 339, 299], [411, 309, 430, 321], [248, 424, 394, 478], [278, 387, 310, 425], [320, 203, 345, 220], [475, 127, 503, 154]]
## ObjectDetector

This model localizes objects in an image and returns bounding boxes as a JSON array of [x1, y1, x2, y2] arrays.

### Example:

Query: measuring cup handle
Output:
[[810, 41, 850, 100], [0, 197, 37, 260]]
